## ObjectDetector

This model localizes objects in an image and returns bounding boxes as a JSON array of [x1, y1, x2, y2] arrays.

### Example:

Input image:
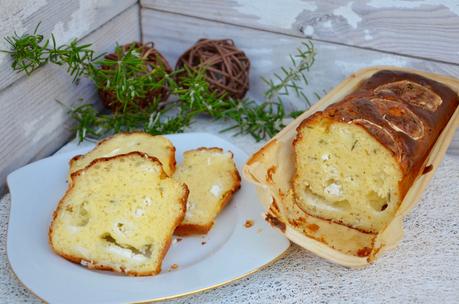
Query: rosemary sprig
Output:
[[218, 99, 286, 141], [2, 23, 96, 82], [3, 25, 317, 142], [262, 41, 315, 107], [91, 44, 173, 111], [65, 68, 288, 142]]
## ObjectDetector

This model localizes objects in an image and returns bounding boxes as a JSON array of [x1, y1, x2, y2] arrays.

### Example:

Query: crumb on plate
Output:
[[244, 219, 254, 228]]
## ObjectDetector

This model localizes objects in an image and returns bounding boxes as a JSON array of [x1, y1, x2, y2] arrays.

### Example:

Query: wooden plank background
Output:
[[0, 0, 137, 92], [141, 0, 459, 65], [0, 4, 140, 193], [141, 8, 459, 153], [141, 9, 459, 103]]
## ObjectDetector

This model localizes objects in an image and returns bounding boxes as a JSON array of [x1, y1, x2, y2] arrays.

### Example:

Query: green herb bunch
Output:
[[3, 23, 96, 83], [2, 25, 317, 142]]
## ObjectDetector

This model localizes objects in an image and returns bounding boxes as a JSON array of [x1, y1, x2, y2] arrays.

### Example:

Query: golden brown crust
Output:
[[95, 131, 170, 149], [168, 145, 177, 175], [68, 154, 82, 167], [216, 170, 242, 211], [174, 223, 214, 236], [265, 212, 286, 233], [69, 132, 176, 176], [174, 147, 241, 236], [184, 146, 224, 155], [69, 151, 164, 180], [49, 152, 187, 277], [293, 70, 459, 233], [153, 183, 188, 274]]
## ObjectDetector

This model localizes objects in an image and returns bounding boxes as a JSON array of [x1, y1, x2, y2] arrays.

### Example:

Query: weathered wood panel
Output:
[[141, 8, 459, 104], [141, 8, 459, 152], [141, 0, 459, 65], [0, 0, 137, 92], [0, 5, 140, 193]]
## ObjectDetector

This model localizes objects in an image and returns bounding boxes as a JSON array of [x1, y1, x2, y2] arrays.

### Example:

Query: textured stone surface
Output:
[[1, 126, 458, 303]]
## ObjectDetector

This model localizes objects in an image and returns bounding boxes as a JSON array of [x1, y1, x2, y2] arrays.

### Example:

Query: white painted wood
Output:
[[141, 8, 459, 152], [0, 0, 137, 91], [141, 0, 459, 65], [141, 8, 459, 105], [0, 5, 140, 192]]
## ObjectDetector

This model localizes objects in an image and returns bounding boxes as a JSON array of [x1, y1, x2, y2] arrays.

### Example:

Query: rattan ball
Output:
[[176, 39, 250, 100], [98, 42, 172, 112]]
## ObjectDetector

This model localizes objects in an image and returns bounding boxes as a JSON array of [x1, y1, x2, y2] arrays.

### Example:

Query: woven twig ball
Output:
[[98, 42, 172, 112], [176, 39, 250, 100]]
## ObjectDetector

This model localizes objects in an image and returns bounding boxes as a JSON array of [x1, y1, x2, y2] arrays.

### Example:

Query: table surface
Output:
[[1, 119, 458, 304]]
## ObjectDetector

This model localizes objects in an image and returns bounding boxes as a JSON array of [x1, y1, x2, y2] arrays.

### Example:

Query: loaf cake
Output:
[[173, 148, 241, 235], [69, 132, 176, 177], [293, 70, 459, 233], [49, 152, 188, 276]]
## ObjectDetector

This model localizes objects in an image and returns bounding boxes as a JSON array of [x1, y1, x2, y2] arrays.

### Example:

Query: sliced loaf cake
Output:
[[173, 148, 241, 235], [49, 152, 188, 276], [293, 70, 459, 233]]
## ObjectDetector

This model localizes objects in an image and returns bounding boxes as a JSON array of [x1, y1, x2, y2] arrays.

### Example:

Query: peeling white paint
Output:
[[52, 0, 112, 44], [303, 25, 315, 36], [0, 0, 48, 65], [364, 29, 373, 40], [234, 0, 317, 29], [335, 56, 409, 75], [368, 0, 459, 17], [322, 20, 332, 29], [23, 109, 65, 143], [333, 2, 362, 29]]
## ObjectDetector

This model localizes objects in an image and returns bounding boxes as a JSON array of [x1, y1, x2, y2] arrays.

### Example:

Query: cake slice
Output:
[[69, 132, 176, 177], [173, 148, 241, 235], [49, 152, 188, 276]]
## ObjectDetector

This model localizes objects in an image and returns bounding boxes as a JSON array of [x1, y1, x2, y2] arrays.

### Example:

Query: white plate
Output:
[[6, 133, 289, 304]]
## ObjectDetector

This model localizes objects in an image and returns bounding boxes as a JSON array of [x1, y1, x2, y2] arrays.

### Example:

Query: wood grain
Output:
[[0, 5, 140, 193], [141, 8, 459, 152], [0, 0, 137, 92], [141, 0, 459, 65]]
